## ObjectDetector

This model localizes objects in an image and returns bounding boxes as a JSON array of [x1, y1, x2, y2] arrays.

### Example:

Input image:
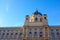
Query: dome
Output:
[[26, 15, 29, 17], [34, 10, 42, 16]]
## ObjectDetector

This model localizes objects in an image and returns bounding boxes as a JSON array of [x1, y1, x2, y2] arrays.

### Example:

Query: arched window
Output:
[[35, 17, 38, 21], [44, 17, 47, 20]]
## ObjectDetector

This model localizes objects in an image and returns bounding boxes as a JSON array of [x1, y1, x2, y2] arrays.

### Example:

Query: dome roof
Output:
[[26, 15, 29, 17], [33, 10, 42, 16]]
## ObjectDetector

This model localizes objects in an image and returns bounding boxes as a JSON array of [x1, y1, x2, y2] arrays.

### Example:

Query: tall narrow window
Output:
[[34, 32, 37, 37], [35, 17, 38, 21], [39, 32, 43, 37], [29, 32, 32, 34], [50, 32, 55, 38], [29, 32, 32, 37], [15, 33, 18, 35], [10, 33, 13, 38], [56, 29, 59, 31], [56, 32, 60, 38], [40, 18, 42, 22], [2, 33, 5, 38], [19, 33, 22, 38], [6, 33, 9, 38]]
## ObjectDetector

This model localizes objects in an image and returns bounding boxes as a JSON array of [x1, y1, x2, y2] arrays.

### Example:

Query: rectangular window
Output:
[[39, 35, 42, 37], [56, 29, 59, 31], [28, 32, 32, 37], [56, 32, 60, 38], [34, 32, 37, 37], [19, 33, 22, 38], [50, 32, 55, 38]]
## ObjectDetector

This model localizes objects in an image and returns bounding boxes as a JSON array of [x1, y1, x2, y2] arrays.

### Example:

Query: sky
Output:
[[0, 0, 60, 27]]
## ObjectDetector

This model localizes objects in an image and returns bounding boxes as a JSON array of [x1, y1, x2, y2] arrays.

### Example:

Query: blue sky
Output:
[[0, 0, 60, 27]]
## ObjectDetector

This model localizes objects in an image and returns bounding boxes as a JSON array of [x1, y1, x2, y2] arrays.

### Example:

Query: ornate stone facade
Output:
[[0, 10, 60, 40]]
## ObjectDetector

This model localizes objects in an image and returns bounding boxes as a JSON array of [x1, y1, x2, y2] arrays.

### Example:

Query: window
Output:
[[19, 33, 22, 38], [29, 32, 32, 34], [34, 32, 37, 37], [56, 32, 60, 38], [2, 33, 5, 35], [45, 27, 48, 31], [44, 17, 47, 19], [56, 29, 59, 31], [29, 28, 32, 31], [3, 30, 5, 32], [50, 29, 53, 31], [56, 32, 59, 35], [34, 32, 37, 34], [14, 33, 18, 38], [2, 33, 5, 38], [6, 33, 9, 38], [10, 33, 13, 38], [29, 32, 32, 37], [35, 17, 38, 21], [15, 33, 18, 35], [40, 32, 42, 34], [7, 33, 9, 35], [40, 28, 43, 30], [40, 35, 42, 37], [11, 33, 13, 35], [35, 28, 37, 30], [20, 33, 22, 35], [7, 30, 9, 32], [40, 18, 42, 22], [50, 32, 55, 38], [39, 32, 43, 37], [45, 27, 47, 29], [26, 18, 28, 20]]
